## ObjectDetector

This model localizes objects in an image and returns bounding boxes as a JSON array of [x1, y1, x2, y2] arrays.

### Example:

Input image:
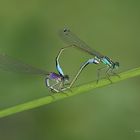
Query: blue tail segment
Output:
[[56, 59, 65, 76]]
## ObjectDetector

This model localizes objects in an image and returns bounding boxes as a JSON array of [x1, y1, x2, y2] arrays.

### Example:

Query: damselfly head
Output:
[[63, 75, 69, 82], [114, 62, 119, 69]]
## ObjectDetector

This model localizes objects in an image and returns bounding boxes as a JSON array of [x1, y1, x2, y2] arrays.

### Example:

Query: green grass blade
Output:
[[0, 67, 140, 118]]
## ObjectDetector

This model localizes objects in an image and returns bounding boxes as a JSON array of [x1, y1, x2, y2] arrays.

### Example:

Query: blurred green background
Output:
[[0, 0, 140, 140]]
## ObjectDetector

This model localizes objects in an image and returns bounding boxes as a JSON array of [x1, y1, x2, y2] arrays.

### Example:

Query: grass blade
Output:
[[0, 67, 140, 118]]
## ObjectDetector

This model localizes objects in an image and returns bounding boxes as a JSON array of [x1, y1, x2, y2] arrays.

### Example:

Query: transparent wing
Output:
[[59, 28, 104, 58], [0, 54, 49, 76]]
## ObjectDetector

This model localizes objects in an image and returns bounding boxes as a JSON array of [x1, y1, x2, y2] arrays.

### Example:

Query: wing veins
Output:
[[59, 28, 104, 58], [0, 54, 48, 76]]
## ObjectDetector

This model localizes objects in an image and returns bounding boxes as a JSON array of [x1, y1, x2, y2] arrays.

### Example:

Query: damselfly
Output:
[[58, 28, 120, 88], [0, 53, 69, 92]]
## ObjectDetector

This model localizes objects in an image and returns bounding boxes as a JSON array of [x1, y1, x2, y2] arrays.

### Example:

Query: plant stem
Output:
[[0, 67, 140, 118]]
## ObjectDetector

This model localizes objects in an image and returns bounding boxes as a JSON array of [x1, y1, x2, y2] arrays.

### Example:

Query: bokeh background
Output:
[[0, 0, 140, 140]]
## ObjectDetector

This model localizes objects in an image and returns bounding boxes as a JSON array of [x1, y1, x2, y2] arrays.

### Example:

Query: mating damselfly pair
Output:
[[0, 28, 119, 92]]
